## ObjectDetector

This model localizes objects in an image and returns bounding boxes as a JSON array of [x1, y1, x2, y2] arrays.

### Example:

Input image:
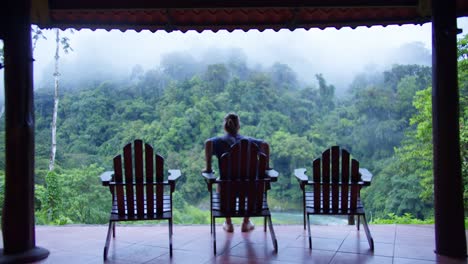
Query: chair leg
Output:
[[169, 218, 173, 257], [210, 198, 213, 234], [267, 215, 278, 253], [361, 214, 374, 251], [306, 213, 312, 249], [103, 221, 113, 261], [303, 190, 306, 230], [210, 212, 213, 234], [112, 222, 116, 237], [264, 216, 267, 232], [357, 215, 360, 230], [213, 217, 217, 256]]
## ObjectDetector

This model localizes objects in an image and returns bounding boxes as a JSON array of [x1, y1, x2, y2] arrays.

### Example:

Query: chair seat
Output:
[[304, 191, 365, 215], [211, 192, 270, 217], [110, 194, 172, 221]]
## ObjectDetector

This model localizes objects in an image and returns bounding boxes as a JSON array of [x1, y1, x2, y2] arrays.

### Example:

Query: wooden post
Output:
[[0, 0, 49, 262], [432, 0, 467, 258]]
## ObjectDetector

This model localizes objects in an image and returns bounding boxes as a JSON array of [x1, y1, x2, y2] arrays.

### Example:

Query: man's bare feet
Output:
[[223, 221, 234, 232], [241, 220, 255, 232]]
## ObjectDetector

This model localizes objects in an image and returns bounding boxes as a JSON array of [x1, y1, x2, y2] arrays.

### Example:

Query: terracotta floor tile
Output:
[[395, 235, 436, 248], [393, 257, 436, 264], [394, 244, 437, 261], [105, 244, 169, 263], [330, 252, 393, 264], [207, 254, 289, 264], [285, 236, 344, 251], [34, 250, 100, 264], [90, 258, 139, 264], [145, 250, 213, 264], [367, 224, 396, 231], [339, 240, 394, 257], [72, 238, 111, 257], [347, 228, 396, 244], [311, 237, 344, 251], [226, 241, 278, 260], [273, 247, 336, 264], [179, 233, 243, 256], [308, 226, 351, 240]]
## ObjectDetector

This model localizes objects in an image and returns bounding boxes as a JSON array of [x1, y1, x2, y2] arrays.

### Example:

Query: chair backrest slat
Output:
[[321, 149, 330, 212], [312, 158, 321, 211], [113, 155, 125, 215], [134, 140, 145, 217], [155, 154, 164, 215], [255, 153, 267, 212], [341, 149, 350, 211], [145, 143, 155, 217], [350, 159, 359, 210], [123, 143, 135, 217], [233, 148, 239, 213], [219, 152, 231, 213], [247, 146, 261, 212], [331, 146, 340, 211], [237, 142, 246, 214]]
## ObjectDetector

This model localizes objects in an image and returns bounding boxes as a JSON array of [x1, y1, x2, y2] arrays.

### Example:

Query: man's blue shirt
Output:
[[209, 134, 263, 159]]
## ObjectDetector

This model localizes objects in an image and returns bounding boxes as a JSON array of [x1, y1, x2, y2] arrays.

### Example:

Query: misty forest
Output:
[[0, 33, 466, 226]]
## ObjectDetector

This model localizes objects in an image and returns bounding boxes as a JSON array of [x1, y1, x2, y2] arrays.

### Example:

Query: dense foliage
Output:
[[0, 36, 467, 225]]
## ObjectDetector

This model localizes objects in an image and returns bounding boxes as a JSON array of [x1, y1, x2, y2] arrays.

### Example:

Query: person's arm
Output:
[[259, 141, 270, 169], [204, 139, 214, 173]]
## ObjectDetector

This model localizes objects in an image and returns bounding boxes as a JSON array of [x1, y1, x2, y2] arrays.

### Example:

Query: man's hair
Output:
[[224, 113, 240, 135]]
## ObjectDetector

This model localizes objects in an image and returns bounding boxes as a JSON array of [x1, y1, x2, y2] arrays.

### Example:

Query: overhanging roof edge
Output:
[[30, 0, 468, 33]]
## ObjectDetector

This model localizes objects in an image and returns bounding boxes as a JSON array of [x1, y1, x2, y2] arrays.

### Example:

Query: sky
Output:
[[1, 17, 468, 98]]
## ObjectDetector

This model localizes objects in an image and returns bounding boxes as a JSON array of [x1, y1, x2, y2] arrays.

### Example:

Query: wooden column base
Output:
[[434, 250, 468, 260], [0, 247, 49, 263]]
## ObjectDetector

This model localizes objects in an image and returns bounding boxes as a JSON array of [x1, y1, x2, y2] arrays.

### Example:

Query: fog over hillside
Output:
[[0, 17, 468, 100]]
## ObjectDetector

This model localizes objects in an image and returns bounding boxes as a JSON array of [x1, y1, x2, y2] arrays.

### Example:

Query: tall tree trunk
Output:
[[49, 29, 60, 172]]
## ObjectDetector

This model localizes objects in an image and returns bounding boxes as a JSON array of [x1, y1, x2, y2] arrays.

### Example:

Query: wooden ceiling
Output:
[[31, 0, 468, 32]]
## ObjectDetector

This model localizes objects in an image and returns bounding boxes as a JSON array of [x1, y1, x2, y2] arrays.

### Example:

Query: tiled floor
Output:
[[8, 224, 467, 263]]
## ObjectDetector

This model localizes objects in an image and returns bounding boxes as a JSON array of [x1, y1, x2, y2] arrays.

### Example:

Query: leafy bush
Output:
[[35, 165, 110, 225], [371, 213, 434, 224]]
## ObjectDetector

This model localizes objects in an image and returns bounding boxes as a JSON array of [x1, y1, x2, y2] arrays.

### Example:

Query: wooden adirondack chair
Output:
[[100, 139, 182, 260], [202, 139, 279, 255], [294, 146, 374, 250]]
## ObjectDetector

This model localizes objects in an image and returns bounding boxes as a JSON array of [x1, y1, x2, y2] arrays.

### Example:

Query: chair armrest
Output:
[[100, 171, 114, 186], [266, 169, 279, 182], [202, 171, 216, 183], [359, 168, 373, 186], [294, 168, 308, 182], [168, 169, 182, 181], [168, 169, 182, 192], [201, 171, 216, 191]]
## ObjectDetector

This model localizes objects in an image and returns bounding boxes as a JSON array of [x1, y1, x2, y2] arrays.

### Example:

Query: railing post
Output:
[[432, 0, 467, 258]]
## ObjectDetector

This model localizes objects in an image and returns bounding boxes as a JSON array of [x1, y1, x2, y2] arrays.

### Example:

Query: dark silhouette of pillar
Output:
[[0, 0, 49, 262], [432, 0, 467, 258]]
